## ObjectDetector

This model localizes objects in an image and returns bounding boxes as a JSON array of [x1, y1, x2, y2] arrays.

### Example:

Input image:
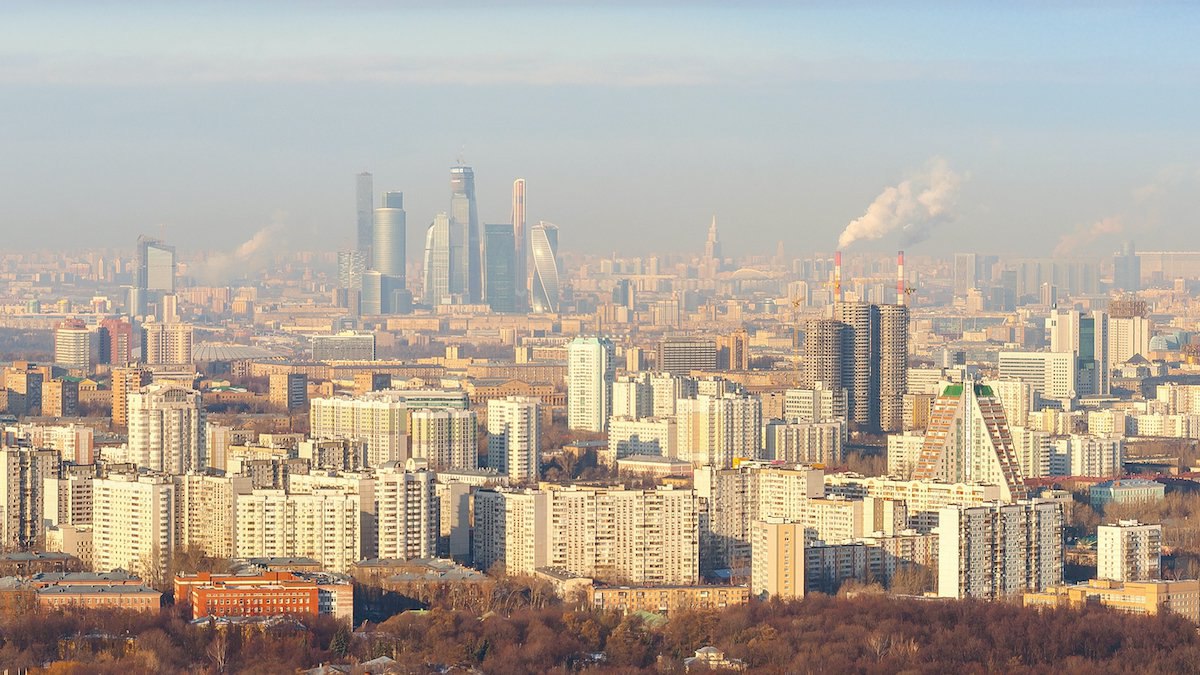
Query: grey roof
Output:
[[37, 584, 160, 596]]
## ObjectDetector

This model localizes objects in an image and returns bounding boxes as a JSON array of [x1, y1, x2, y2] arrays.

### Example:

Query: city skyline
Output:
[[3, 4, 1200, 257]]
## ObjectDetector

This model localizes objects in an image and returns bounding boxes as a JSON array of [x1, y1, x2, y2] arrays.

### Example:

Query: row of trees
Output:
[[3, 593, 1198, 673]]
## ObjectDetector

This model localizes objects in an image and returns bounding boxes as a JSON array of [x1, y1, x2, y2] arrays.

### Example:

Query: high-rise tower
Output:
[[356, 172, 373, 260], [914, 380, 1027, 501], [483, 223, 517, 313], [705, 216, 721, 262], [833, 302, 879, 428], [878, 303, 909, 432], [529, 221, 560, 313], [512, 179, 527, 311], [372, 191, 406, 279], [423, 212, 452, 306], [568, 336, 616, 433], [135, 235, 175, 317], [450, 165, 480, 302]]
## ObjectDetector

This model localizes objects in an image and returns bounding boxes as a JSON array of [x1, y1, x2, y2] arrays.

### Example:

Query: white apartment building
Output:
[[233, 489, 360, 573], [764, 420, 845, 466], [310, 395, 408, 468], [44, 472, 94, 528], [937, 500, 1063, 600], [1108, 315, 1153, 366], [472, 488, 548, 574], [409, 408, 478, 470], [611, 374, 653, 419], [990, 379, 1038, 429], [783, 383, 848, 424], [997, 351, 1077, 400], [375, 465, 438, 561], [675, 394, 762, 468], [1098, 520, 1162, 582], [823, 474, 1002, 532], [751, 519, 804, 600], [91, 474, 175, 580], [0, 449, 59, 548], [648, 372, 695, 418], [1010, 426, 1053, 479], [1050, 435, 1123, 477], [287, 471, 378, 560], [886, 432, 926, 478], [126, 385, 206, 474], [607, 416, 677, 461], [567, 336, 616, 433], [486, 396, 541, 481], [172, 473, 253, 559]]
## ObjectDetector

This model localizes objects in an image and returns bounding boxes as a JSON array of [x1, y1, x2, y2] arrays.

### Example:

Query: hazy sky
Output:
[[3, 2, 1199, 261]]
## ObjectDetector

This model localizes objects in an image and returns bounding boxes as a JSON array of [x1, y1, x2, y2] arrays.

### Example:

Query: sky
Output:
[[2, 1, 1200, 262]]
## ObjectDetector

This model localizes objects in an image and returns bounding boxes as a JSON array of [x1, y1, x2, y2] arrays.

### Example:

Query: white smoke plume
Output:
[[193, 219, 286, 285], [1053, 216, 1124, 258], [837, 158, 964, 250]]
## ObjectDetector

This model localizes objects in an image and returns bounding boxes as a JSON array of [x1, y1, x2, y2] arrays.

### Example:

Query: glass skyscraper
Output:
[[512, 178, 527, 311], [423, 212, 452, 306], [483, 223, 516, 313], [356, 172, 373, 260], [372, 191, 406, 283], [450, 165, 480, 302], [135, 235, 175, 317], [530, 221, 560, 313]]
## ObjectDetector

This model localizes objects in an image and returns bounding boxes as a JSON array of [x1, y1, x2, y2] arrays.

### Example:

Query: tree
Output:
[[330, 625, 351, 658]]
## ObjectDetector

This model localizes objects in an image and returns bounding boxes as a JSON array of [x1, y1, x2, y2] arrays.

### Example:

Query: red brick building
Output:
[[175, 571, 321, 620]]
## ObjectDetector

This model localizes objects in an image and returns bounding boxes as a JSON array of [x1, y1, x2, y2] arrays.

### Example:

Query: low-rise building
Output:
[[36, 584, 161, 612], [592, 584, 749, 614], [1089, 479, 1165, 509], [1025, 578, 1200, 623]]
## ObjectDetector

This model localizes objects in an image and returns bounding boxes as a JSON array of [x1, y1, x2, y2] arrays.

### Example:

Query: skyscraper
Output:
[[356, 172, 373, 260], [337, 250, 365, 290], [833, 302, 879, 428], [512, 178, 527, 311], [705, 215, 721, 262], [878, 304, 909, 432], [135, 235, 175, 316], [372, 191, 406, 280], [568, 336, 616, 433], [1048, 308, 1110, 397], [530, 221, 560, 313], [423, 212, 452, 306], [914, 380, 1027, 502], [126, 384, 207, 474], [1113, 241, 1140, 292], [801, 319, 847, 390], [450, 165, 480, 302], [483, 223, 517, 313]]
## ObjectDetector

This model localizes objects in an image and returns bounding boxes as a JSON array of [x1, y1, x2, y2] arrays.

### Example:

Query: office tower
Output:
[[234, 489, 360, 573], [375, 464, 438, 560], [567, 336, 616, 433], [410, 408, 478, 470], [311, 331, 376, 361], [1113, 241, 1140, 292], [3, 364, 45, 417], [449, 165, 481, 302], [99, 317, 133, 367], [529, 221, 560, 313], [705, 215, 722, 262], [1108, 297, 1152, 364], [953, 252, 979, 295], [483, 223, 517, 313], [997, 351, 1078, 400], [269, 373, 308, 412], [92, 474, 176, 579], [937, 500, 1064, 600], [54, 319, 97, 371], [878, 304, 909, 432], [763, 420, 845, 465], [751, 519, 804, 600], [0, 449, 59, 548], [337, 250, 366, 290], [512, 178, 528, 311], [784, 382, 848, 424], [173, 474, 253, 559], [657, 336, 717, 375], [423, 212, 452, 306], [135, 235, 176, 317], [310, 395, 409, 468], [126, 384, 207, 474], [42, 378, 79, 417], [373, 191, 406, 280], [802, 319, 847, 390], [360, 270, 383, 315], [914, 381, 1027, 502], [110, 366, 151, 427], [1048, 308, 1110, 396], [1098, 520, 1162, 582], [356, 171, 374, 260], [141, 320, 194, 365], [487, 396, 541, 481], [716, 328, 749, 371], [675, 394, 762, 468], [833, 302, 879, 428]]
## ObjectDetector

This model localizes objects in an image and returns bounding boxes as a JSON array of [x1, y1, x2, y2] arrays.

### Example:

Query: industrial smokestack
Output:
[[897, 250, 906, 306], [834, 251, 843, 303]]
